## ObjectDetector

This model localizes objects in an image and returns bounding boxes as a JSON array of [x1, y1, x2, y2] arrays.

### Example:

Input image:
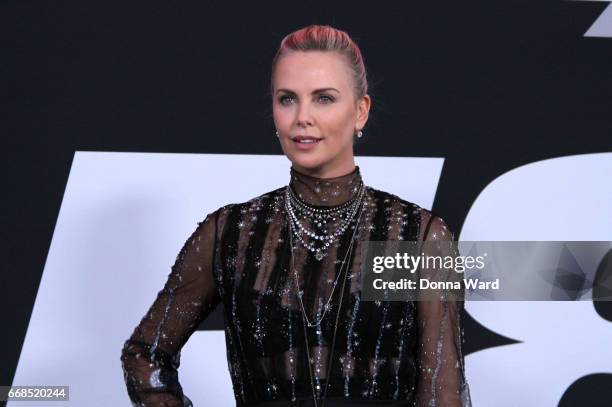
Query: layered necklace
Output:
[[285, 180, 365, 261], [285, 182, 366, 407]]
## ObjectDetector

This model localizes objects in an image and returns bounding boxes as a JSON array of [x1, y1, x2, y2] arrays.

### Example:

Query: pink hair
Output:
[[270, 24, 368, 100]]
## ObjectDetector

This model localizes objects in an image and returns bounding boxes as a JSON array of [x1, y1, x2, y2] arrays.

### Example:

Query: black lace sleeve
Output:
[[415, 209, 472, 407], [120, 210, 221, 407]]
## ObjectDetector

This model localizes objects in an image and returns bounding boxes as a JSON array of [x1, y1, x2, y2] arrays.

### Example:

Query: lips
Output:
[[289, 134, 323, 151], [292, 135, 323, 144]]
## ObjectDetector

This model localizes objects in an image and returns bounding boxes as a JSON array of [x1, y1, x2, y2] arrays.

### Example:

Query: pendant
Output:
[[315, 251, 325, 261]]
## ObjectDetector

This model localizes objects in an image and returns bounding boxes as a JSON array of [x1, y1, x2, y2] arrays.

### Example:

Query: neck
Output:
[[290, 157, 357, 179], [288, 164, 363, 207]]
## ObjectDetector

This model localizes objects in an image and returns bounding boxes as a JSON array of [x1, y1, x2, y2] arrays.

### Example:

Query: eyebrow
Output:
[[275, 87, 340, 95]]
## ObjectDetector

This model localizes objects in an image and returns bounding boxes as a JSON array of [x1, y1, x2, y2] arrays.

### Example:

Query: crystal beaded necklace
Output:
[[285, 181, 365, 261]]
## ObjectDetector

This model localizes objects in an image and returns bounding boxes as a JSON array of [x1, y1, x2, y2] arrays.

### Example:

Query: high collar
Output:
[[288, 165, 363, 206]]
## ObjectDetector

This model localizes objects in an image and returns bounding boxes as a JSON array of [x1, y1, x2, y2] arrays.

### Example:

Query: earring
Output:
[[275, 130, 279, 137], [356, 130, 363, 138]]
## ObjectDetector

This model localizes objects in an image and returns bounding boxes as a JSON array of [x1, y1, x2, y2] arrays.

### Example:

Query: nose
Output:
[[295, 101, 313, 128]]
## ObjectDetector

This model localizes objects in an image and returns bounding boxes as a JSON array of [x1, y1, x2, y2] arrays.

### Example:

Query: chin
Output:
[[288, 155, 327, 171]]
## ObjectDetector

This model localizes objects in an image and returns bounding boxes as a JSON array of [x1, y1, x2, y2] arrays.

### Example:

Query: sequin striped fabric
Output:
[[121, 166, 472, 406]]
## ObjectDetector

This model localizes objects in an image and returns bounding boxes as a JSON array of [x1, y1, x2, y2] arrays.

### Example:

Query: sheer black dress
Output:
[[121, 165, 472, 406]]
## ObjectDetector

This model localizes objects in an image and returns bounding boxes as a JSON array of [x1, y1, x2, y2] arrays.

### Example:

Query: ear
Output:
[[356, 94, 371, 130]]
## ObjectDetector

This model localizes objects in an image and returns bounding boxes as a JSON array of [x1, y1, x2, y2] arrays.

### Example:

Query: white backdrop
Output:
[[462, 152, 612, 406]]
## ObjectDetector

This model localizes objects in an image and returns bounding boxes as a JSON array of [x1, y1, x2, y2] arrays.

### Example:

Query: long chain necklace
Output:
[[285, 187, 365, 327], [288, 204, 363, 328], [285, 182, 364, 261], [288, 198, 365, 407]]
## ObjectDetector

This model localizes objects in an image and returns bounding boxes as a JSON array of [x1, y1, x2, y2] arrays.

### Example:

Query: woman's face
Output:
[[272, 50, 370, 178]]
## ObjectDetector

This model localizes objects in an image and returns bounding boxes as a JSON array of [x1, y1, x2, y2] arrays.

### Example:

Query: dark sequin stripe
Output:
[[268, 192, 291, 297], [241, 193, 275, 293], [389, 203, 421, 399], [220, 203, 256, 403], [237, 194, 279, 401], [403, 203, 420, 242], [364, 191, 394, 398]]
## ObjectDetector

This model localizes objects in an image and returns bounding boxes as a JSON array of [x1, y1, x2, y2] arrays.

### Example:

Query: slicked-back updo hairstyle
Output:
[[270, 24, 368, 103]]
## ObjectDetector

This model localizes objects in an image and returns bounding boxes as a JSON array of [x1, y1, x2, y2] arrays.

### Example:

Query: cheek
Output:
[[273, 105, 291, 127], [321, 109, 355, 142]]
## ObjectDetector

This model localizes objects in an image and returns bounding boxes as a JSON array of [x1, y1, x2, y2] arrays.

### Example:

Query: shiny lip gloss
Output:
[[292, 135, 322, 151]]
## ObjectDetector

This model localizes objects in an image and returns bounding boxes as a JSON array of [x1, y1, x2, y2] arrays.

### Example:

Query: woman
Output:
[[121, 25, 471, 407]]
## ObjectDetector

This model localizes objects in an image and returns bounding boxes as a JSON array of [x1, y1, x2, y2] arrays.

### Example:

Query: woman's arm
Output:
[[415, 209, 471, 407], [120, 210, 222, 407]]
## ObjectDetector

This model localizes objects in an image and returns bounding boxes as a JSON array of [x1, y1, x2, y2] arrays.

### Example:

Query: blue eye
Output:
[[279, 95, 294, 105], [278, 94, 335, 105]]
